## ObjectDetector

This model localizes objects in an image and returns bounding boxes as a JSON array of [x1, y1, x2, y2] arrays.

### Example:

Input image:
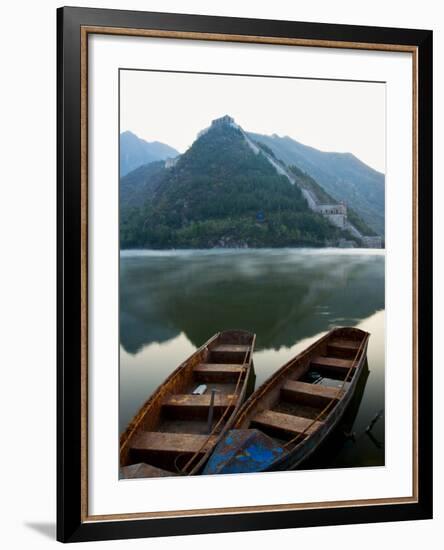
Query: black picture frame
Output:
[[57, 6, 433, 543]]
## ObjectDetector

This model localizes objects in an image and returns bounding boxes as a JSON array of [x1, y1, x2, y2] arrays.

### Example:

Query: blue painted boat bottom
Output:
[[203, 429, 288, 474]]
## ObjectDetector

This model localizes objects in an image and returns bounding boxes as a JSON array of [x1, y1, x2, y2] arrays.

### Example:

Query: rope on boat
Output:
[[282, 335, 368, 450], [179, 345, 251, 475]]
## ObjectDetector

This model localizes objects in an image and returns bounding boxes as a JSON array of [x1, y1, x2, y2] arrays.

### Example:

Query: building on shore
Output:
[[361, 235, 383, 248]]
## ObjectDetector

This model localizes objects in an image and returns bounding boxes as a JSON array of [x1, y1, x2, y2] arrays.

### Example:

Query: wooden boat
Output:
[[203, 327, 370, 474], [120, 330, 256, 478]]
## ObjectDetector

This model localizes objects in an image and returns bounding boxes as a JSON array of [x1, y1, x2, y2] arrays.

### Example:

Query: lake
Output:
[[120, 248, 385, 470]]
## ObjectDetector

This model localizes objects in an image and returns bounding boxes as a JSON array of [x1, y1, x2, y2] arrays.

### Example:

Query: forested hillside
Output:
[[120, 121, 358, 248]]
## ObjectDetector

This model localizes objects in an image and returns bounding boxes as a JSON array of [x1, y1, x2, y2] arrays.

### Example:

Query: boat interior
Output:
[[243, 332, 366, 446], [121, 331, 254, 476]]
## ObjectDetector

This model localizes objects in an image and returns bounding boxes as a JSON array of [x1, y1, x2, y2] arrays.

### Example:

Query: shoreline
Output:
[[120, 247, 386, 256]]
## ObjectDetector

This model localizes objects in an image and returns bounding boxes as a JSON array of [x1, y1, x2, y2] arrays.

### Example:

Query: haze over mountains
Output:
[[120, 130, 179, 176], [120, 116, 385, 249]]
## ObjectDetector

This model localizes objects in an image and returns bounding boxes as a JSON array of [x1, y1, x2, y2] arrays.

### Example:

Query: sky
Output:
[[120, 69, 386, 173]]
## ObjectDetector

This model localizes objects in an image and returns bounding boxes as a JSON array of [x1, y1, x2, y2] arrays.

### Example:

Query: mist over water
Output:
[[120, 248, 385, 469]]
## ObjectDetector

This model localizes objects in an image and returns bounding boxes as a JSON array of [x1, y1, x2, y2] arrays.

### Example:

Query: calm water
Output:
[[120, 248, 385, 469]]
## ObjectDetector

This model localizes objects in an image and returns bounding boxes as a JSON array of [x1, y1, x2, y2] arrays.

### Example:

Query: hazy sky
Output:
[[120, 69, 385, 173]]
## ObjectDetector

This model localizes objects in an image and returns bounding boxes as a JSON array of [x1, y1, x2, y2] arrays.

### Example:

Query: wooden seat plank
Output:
[[282, 380, 343, 401], [311, 356, 354, 371], [194, 363, 244, 382], [328, 338, 360, 351], [252, 409, 323, 436], [194, 364, 243, 375], [163, 393, 235, 409], [212, 344, 250, 353], [131, 432, 217, 454]]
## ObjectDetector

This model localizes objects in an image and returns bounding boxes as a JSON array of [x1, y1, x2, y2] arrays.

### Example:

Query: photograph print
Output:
[[118, 69, 385, 479]]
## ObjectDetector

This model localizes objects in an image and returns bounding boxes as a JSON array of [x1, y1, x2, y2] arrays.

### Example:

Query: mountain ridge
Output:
[[248, 132, 385, 236], [120, 115, 380, 249], [120, 130, 179, 177]]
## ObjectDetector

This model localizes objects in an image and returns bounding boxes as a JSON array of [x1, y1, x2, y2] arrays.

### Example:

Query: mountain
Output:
[[249, 132, 385, 236], [120, 160, 166, 210], [119, 131, 179, 177], [120, 116, 367, 249]]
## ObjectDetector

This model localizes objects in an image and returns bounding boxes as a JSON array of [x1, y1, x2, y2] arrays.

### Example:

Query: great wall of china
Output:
[[172, 116, 383, 248]]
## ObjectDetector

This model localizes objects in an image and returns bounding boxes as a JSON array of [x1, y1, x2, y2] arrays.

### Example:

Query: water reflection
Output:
[[119, 249, 385, 468], [120, 248, 384, 353]]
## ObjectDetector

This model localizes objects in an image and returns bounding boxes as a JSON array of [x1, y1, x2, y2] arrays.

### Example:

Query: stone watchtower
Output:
[[211, 115, 236, 127], [316, 202, 348, 229]]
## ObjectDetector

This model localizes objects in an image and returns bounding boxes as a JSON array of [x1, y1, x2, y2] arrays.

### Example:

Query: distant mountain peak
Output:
[[119, 131, 179, 177], [120, 129, 139, 141]]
